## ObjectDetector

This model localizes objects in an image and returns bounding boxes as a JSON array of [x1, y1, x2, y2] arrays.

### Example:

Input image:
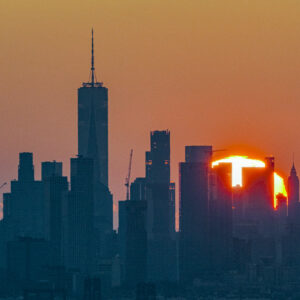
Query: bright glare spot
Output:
[[274, 172, 288, 209], [212, 156, 288, 209], [212, 156, 265, 187]]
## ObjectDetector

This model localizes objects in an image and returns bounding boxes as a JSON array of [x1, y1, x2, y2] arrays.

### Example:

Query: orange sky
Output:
[[0, 1, 300, 227]]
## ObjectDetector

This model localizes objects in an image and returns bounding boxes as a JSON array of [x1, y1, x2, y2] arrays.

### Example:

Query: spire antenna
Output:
[[293, 152, 295, 166], [82, 29, 102, 87], [91, 28, 95, 86]]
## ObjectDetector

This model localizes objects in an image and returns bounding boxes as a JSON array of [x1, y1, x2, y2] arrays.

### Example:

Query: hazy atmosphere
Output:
[[1, 0, 300, 227]]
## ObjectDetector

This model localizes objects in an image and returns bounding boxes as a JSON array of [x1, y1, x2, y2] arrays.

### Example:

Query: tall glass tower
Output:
[[77, 31, 112, 257], [78, 29, 108, 187]]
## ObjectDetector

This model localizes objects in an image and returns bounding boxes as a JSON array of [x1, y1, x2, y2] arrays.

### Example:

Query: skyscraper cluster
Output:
[[0, 32, 113, 299], [0, 33, 300, 299]]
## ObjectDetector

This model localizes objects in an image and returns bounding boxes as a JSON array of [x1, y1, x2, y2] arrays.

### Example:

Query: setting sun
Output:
[[212, 156, 287, 208], [212, 156, 265, 187]]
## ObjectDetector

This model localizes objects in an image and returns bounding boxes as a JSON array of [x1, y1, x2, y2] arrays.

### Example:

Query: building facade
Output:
[[145, 130, 176, 281], [179, 146, 212, 282], [65, 156, 94, 275]]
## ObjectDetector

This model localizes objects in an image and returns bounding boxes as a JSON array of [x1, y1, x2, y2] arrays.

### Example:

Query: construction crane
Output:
[[0, 182, 7, 190], [125, 150, 133, 201]]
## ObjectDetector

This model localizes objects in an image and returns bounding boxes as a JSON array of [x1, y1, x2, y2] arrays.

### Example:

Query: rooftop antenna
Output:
[[82, 29, 102, 87], [293, 152, 295, 164], [292, 152, 296, 171], [91, 28, 95, 87]]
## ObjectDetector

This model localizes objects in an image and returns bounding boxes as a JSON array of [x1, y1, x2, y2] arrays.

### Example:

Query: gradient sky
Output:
[[1, 1, 300, 228]]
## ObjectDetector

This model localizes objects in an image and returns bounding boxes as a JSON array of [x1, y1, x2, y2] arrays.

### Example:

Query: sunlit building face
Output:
[[212, 156, 265, 187], [212, 156, 287, 209]]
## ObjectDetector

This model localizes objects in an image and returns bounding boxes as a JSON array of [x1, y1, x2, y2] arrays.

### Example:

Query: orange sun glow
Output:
[[274, 172, 288, 208], [212, 156, 287, 209]]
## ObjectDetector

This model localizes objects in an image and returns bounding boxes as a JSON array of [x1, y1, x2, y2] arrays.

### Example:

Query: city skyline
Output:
[[1, 2, 300, 297]]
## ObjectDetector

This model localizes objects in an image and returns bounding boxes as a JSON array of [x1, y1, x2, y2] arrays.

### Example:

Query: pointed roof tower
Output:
[[291, 154, 297, 176], [291, 163, 297, 176]]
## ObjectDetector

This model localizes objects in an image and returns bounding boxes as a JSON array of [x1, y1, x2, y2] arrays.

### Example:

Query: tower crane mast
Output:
[[125, 150, 133, 201], [0, 182, 7, 190]]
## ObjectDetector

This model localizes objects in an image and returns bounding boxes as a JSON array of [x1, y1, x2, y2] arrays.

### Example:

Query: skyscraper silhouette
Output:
[[146, 130, 170, 184], [242, 157, 275, 237], [66, 156, 94, 275], [77, 30, 113, 257], [288, 163, 300, 219], [145, 130, 176, 281], [78, 29, 108, 187], [210, 162, 233, 272], [41, 161, 63, 181], [18, 152, 34, 182], [42, 161, 68, 267], [124, 200, 147, 286], [3, 153, 44, 240], [146, 130, 173, 240], [179, 146, 212, 282], [284, 163, 300, 274]]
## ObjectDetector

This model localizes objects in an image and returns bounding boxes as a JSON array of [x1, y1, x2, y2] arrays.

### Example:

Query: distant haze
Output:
[[0, 0, 299, 228]]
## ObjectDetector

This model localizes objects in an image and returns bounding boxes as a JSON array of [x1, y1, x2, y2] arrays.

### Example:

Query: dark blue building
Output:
[[145, 130, 176, 281], [77, 30, 113, 259], [179, 146, 212, 282]]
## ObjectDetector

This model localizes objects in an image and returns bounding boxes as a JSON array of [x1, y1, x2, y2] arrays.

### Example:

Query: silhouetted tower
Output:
[[145, 130, 176, 281], [242, 157, 275, 238], [78, 29, 108, 187], [210, 162, 233, 271], [124, 200, 147, 286], [78, 30, 113, 257], [4, 153, 44, 239], [288, 163, 299, 206], [41, 161, 63, 181], [18, 152, 34, 182], [42, 161, 68, 267], [288, 163, 300, 220], [146, 130, 170, 184], [145, 130, 172, 239], [66, 156, 94, 275], [119, 177, 148, 285], [130, 178, 147, 202], [283, 163, 300, 272], [179, 146, 212, 282]]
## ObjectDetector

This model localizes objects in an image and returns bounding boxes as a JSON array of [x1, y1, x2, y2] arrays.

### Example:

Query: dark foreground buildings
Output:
[[0, 154, 68, 295], [177, 149, 300, 298], [118, 130, 176, 287], [2, 147, 300, 298]]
